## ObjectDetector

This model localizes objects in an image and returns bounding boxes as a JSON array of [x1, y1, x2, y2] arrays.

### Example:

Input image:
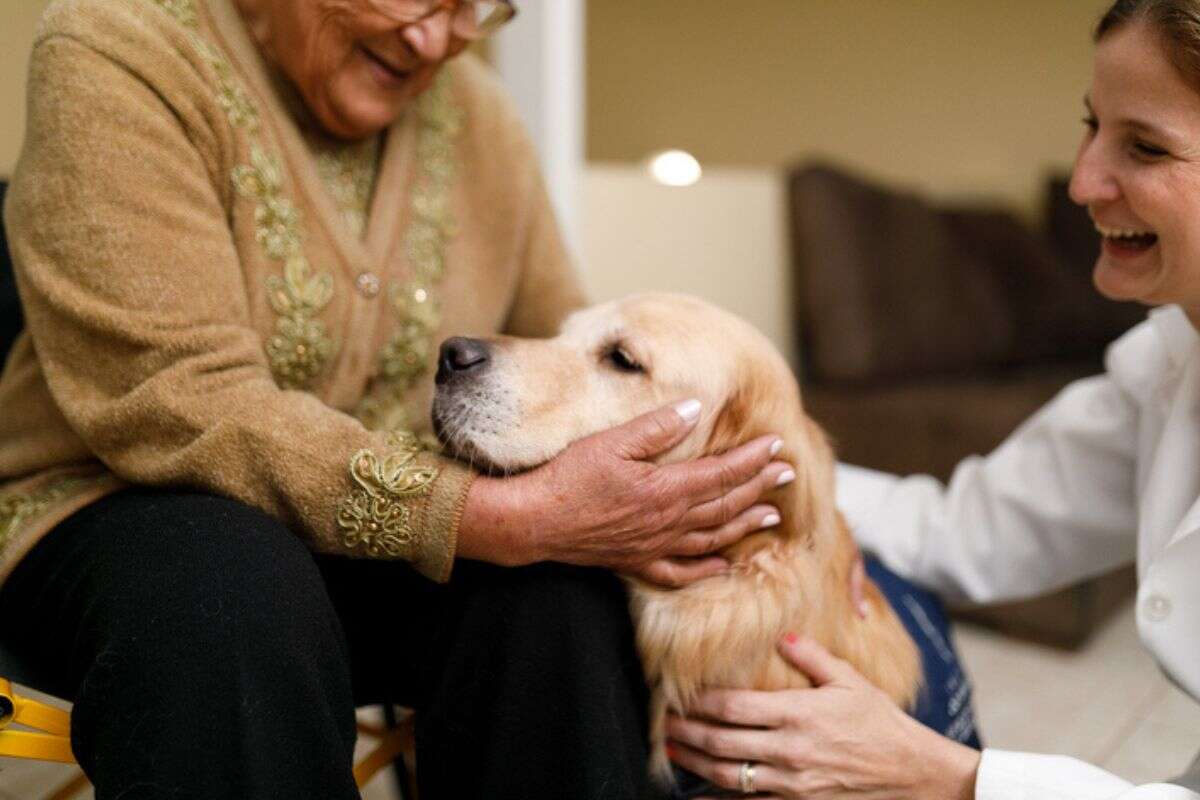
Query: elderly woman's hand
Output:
[[664, 635, 980, 799], [457, 400, 793, 587]]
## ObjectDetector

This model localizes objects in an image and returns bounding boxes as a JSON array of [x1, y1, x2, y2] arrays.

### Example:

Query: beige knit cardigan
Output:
[[0, 0, 585, 587]]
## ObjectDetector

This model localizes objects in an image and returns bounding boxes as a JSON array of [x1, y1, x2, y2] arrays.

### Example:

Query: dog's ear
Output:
[[705, 372, 839, 551], [703, 383, 754, 457]]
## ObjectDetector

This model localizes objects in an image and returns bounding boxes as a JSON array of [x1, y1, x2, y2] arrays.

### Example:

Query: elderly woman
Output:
[[663, 1, 1200, 798], [0, 1, 794, 797]]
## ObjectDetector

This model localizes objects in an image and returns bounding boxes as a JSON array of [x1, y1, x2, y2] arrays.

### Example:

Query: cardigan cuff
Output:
[[335, 431, 474, 582]]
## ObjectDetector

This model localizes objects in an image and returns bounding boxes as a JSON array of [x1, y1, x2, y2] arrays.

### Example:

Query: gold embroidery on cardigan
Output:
[[355, 73, 463, 432], [152, 0, 258, 131], [233, 146, 298, 258], [336, 431, 438, 557], [232, 146, 335, 387], [194, 38, 260, 131], [0, 478, 93, 553], [155, 0, 198, 30], [150, 0, 335, 389], [311, 135, 381, 239]]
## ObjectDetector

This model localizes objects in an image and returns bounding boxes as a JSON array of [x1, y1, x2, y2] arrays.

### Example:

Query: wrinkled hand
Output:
[[665, 635, 979, 799], [458, 399, 793, 587]]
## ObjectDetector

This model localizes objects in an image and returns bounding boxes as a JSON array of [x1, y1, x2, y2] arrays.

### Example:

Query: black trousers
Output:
[[0, 488, 657, 800]]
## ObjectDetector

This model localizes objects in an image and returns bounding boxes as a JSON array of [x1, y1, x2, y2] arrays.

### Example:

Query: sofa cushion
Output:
[[802, 363, 1100, 481], [788, 164, 1143, 384]]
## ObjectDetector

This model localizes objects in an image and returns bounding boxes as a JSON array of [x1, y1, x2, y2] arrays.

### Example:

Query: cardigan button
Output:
[[356, 271, 381, 298], [1143, 592, 1171, 623]]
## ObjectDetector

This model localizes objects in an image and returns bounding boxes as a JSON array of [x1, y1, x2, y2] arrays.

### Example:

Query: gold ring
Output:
[[739, 761, 756, 794]]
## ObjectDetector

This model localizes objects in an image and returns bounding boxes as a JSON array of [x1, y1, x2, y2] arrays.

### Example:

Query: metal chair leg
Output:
[[353, 707, 416, 794], [0, 677, 74, 763], [383, 704, 415, 800]]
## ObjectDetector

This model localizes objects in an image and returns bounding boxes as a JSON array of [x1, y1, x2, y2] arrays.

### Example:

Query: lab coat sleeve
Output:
[[835, 369, 1139, 605]]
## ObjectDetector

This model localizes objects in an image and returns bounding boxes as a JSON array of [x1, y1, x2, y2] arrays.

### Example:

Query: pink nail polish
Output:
[[674, 399, 702, 423], [784, 632, 798, 645]]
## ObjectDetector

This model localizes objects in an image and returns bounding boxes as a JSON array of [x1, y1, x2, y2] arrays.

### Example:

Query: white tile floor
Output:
[[956, 597, 1200, 784], [2, 597, 1195, 798]]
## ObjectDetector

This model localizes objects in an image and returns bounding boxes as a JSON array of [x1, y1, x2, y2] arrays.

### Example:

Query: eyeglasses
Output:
[[384, 0, 517, 42]]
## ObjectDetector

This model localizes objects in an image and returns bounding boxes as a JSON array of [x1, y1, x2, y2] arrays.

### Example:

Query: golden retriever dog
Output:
[[432, 293, 921, 784]]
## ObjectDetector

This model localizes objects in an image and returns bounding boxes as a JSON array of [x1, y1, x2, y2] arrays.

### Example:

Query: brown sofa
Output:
[[788, 163, 1142, 647]]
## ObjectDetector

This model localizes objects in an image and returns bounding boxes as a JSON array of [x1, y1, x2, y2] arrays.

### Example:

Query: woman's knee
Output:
[[80, 489, 318, 594], [60, 491, 356, 741], [55, 493, 362, 793], [460, 561, 636, 647], [61, 489, 345, 665]]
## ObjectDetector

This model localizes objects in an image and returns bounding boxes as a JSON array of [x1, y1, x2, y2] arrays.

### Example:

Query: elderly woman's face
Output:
[[241, 0, 464, 139], [1070, 20, 1200, 320]]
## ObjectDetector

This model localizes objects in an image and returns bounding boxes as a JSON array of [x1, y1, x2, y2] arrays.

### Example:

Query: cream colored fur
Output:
[[433, 293, 922, 784]]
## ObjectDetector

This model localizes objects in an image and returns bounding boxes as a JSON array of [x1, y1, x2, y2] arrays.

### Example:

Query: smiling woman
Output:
[[1072, 9, 1200, 317]]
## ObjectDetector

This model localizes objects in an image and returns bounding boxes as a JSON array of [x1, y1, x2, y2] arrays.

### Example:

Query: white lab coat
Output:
[[836, 304, 1200, 799]]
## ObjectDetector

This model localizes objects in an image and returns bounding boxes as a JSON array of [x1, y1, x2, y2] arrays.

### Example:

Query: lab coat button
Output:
[[1144, 593, 1172, 623]]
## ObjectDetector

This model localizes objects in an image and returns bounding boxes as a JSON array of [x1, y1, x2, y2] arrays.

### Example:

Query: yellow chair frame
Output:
[[0, 677, 416, 799]]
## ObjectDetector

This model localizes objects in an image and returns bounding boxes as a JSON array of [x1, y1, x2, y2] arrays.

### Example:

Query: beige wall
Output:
[[581, 2, 1117, 359], [582, 164, 794, 365], [588, 0, 1110, 215], [2, 1, 50, 178]]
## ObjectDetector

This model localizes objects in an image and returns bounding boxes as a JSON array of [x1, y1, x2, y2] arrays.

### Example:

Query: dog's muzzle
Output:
[[436, 336, 491, 385], [432, 335, 514, 473]]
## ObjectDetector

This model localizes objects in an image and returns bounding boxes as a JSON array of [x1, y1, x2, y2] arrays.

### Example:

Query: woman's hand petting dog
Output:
[[456, 399, 795, 587], [663, 635, 980, 800]]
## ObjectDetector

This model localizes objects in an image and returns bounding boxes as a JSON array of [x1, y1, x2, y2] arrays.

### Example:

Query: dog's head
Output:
[[432, 293, 839, 552]]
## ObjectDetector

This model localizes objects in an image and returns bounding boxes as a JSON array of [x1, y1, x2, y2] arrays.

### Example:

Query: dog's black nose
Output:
[[436, 337, 491, 384]]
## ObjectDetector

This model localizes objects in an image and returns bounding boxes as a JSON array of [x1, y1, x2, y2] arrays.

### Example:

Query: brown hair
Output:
[[1097, 0, 1200, 87]]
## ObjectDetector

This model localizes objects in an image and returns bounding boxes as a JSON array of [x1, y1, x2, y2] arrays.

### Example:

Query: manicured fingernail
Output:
[[760, 513, 781, 528], [784, 632, 798, 644], [858, 600, 870, 618], [776, 469, 796, 486], [769, 437, 783, 456], [674, 399, 702, 423]]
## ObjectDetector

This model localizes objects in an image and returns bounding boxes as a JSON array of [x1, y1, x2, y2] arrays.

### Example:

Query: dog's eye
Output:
[[606, 345, 644, 373]]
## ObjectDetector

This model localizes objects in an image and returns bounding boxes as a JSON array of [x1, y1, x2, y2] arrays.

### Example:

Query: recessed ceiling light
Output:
[[647, 149, 702, 187]]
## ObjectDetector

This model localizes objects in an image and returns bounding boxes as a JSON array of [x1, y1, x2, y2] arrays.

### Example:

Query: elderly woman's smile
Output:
[[233, 0, 461, 139], [360, 39, 417, 80]]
